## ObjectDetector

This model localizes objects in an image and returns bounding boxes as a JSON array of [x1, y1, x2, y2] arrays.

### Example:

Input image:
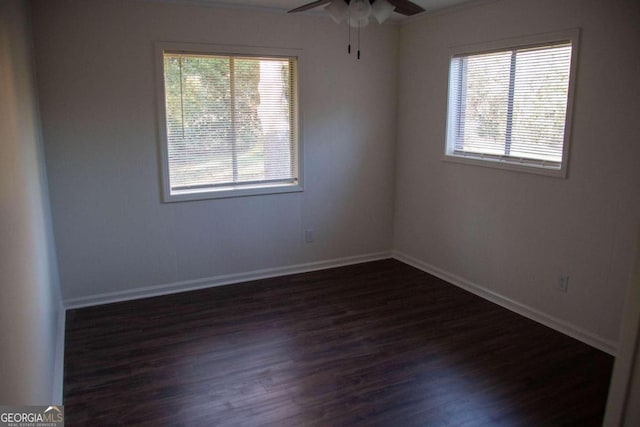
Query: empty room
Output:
[[1, 0, 639, 425]]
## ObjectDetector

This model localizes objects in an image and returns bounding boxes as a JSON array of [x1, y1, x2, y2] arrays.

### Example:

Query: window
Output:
[[156, 43, 302, 201], [445, 30, 579, 177]]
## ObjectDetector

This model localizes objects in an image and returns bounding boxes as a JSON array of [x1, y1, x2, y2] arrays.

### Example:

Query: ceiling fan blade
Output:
[[288, 0, 332, 13], [386, 0, 426, 16]]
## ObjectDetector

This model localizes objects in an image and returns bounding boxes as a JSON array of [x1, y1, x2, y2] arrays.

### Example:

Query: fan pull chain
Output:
[[357, 22, 361, 60], [347, 8, 351, 54]]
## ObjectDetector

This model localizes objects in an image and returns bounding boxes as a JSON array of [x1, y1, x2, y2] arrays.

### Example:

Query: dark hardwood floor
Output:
[[64, 259, 613, 426]]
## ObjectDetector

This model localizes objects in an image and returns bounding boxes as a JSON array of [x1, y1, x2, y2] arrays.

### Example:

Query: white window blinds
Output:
[[161, 52, 299, 198], [446, 40, 574, 172]]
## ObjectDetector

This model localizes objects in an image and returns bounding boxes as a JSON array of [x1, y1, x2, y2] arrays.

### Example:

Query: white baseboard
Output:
[[52, 300, 65, 404], [64, 251, 392, 309], [62, 249, 617, 356], [393, 250, 618, 356]]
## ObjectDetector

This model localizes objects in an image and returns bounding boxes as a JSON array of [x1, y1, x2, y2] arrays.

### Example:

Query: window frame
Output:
[[443, 29, 580, 178], [155, 42, 304, 202]]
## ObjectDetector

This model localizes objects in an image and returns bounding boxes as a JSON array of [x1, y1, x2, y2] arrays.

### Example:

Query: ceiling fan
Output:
[[288, 0, 425, 59], [288, 0, 426, 20]]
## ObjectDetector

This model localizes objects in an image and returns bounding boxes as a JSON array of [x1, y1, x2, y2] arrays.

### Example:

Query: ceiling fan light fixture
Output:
[[371, 0, 395, 24], [349, 16, 370, 28], [348, 0, 371, 21], [324, 0, 348, 24]]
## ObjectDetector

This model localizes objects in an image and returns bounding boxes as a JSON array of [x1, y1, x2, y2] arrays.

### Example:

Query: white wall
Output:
[[0, 0, 63, 405], [624, 336, 640, 425], [604, 226, 640, 426], [394, 0, 640, 349], [617, 308, 640, 425], [32, 0, 398, 303]]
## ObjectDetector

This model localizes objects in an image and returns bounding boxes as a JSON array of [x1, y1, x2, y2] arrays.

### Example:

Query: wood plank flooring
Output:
[[64, 259, 613, 426]]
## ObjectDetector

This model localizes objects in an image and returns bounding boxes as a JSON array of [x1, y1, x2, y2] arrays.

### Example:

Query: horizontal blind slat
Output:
[[449, 41, 571, 166], [163, 53, 298, 192]]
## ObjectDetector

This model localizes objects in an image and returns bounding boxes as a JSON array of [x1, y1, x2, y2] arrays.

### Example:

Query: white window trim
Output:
[[443, 29, 580, 178], [155, 42, 304, 202]]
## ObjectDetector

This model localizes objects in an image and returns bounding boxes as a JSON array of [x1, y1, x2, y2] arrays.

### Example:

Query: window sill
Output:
[[442, 154, 568, 179], [163, 181, 303, 203]]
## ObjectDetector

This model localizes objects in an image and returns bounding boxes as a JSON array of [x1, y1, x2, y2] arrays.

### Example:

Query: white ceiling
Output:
[[192, 0, 478, 19]]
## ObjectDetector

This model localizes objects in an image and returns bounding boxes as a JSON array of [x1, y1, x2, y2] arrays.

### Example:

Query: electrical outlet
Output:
[[304, 229, 315, 243], [558, 276, 569, 293]]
